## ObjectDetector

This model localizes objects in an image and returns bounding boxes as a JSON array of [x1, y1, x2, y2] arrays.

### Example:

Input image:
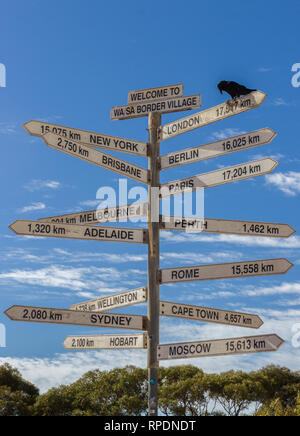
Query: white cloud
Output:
[[273, 98, 291, 106], [19, 202, 46, 213], [241, 281, 300, 297], [0, 122, 18, 134], [265, 171, 300, 196], [257, 67, 272, 73], [24, 180, 61, 192], [210, 128, 246, 141], [161, 231, 300, 248]]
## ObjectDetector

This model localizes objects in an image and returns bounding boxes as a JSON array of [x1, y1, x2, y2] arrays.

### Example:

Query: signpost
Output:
[[10, 84, 293, 417], [161, 216, 296, 238], [160, 258, 293, 284], [38, 203, 148, 225], [5, 306, 147, 331], [70, 287, 148, 312], [158, 91, 267, 141], [111, 95, 201, 120], [9, 220, 148, 244], [64, 334, 148, 350], [160, 128, 277, 170], [160, 158, 278, 198], [42, 132, 149, 184], [157, 334, 284, 361], [23, 120, 148, 157], [160, 301, 263, 329]]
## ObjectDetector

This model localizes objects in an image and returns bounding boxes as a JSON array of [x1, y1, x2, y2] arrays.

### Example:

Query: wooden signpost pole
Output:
[[147, 112, 161, 416]]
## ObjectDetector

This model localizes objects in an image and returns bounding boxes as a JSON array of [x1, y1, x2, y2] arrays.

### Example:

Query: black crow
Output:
[[217, 81, 256, 100]]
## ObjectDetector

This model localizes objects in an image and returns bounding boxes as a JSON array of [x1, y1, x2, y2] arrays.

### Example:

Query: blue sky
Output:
[[0, 0, 300, 393]]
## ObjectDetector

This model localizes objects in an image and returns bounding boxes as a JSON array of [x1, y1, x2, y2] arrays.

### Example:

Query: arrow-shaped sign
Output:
[[42, 132, 149, 185], [38, 203, 148, 225], [157, 334, 284, 361], [111, 95, 201, 120], [9, 220, 148, 244], [63, 334, 148, 350], [23, 120, 148, 157], [160, 128, 277, 170], [160, 258, 293, 284], [160, 301, 263, 329], [158, 91, 267, 141], [161, 217, 296, 238], [70, 287, 148, 312], [160, 158, 278, 198], [4, 305, 147, 331]]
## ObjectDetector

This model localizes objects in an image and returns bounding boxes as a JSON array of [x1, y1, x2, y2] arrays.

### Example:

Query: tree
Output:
[[209, 371, 259, 416], [34, 366, 148, 416], [158, 366, 212, 416], [0, 364, 39, 416]]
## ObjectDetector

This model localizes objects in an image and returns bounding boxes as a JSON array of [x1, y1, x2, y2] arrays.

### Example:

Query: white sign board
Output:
[[161, 216, 296, 238], [160, 258, 293, 284], [160, 301, 263, 329], [157, 334, 284, 361], [23, 120, 147, 156], [70, 287, 148, 312], [128, 84, 184, 104], [160, 128, 277, 170], [9, 220, 147, 244], [160, 158, 278, 198], [38, 203, 148, 225], [64, 334, 147, 350], [159, 91, 267, 141], [5, 306, 147, 331], [42, 132, 149, 185], [111, 95, 201, 120]]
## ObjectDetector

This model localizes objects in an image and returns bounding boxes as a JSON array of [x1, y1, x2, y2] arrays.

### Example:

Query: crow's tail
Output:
[[246, 88, 257, 93]]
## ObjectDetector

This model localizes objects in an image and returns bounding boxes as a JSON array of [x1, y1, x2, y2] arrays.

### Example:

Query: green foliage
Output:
[[0, 363, 39, 416], [1, 363, 299, 416]]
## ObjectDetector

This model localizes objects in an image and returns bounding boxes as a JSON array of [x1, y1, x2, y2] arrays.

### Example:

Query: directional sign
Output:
[[159, 91, 267, 141], [64, 334, 148, 350], [111, 95, 201, 121], [38, 203, 148, 225], [160, 258, 293, 284], [157, 334, 284, 361], [161, 216, 296, 238], [160, 301, 263, 329], [160, 158, 278, 198], [5, 306, 147, 331], [70, 287, 148, 312], [128, 84, 184, 104], [160, 128, 277, 170], [23, 120, 148, 157], [9, 220, 147, 244], [42, 132, 149, 185]]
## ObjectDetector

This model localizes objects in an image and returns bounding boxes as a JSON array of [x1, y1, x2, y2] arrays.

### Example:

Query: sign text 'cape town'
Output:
[[160, 301, 263, 329], [23, 120, 148, 157]]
